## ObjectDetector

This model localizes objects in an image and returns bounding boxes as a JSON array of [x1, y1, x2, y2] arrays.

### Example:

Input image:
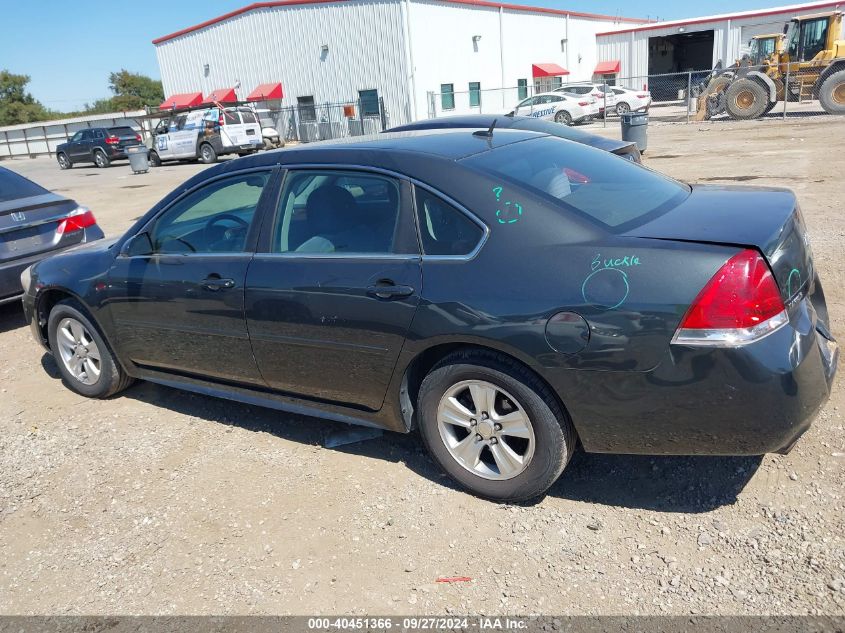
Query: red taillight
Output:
[[637, 93, 650, 98], [56, 207, 96, 235], [674, 249, 787, 346], [218, 113, 225, 126], [578, 100, 590, 106], [105, 136, 119, 145], [135, 134, 142, 142]]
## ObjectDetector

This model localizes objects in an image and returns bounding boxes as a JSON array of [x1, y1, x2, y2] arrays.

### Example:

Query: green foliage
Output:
[[0, 70, 51, 125], [106, 70, 164, 110]]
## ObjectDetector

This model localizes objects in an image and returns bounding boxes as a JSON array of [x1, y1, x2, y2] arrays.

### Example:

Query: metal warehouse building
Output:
[[596, 0, 844, 83], [152, 0, 646, 127]]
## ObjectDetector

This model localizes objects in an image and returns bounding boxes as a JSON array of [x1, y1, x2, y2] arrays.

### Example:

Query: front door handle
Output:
[[366, 284, 415, 299], [200, 276, 236, 291]]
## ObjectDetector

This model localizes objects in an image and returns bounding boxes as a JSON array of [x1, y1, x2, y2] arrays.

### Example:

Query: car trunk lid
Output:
[[625, 184, 813, 305], [0, 193, 81, 262], [107, 127, 141, 149]]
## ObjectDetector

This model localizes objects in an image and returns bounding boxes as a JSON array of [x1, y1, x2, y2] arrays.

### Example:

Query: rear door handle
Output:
[[366, 284, 415, 299], [200, 276, 236, 291]]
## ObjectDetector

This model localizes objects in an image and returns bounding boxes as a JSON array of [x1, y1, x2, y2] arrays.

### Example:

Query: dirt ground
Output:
[[1, 119, 844, 616]]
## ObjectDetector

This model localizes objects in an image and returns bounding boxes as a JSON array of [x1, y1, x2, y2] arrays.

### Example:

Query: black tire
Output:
[[93, 150, 110, 168], [818, 69, 845, 115], [149, 151, 162, 167], [47, 299, 134, 399], [57, 153, 72, 170], [762, 101, 778, 115], [554, 110, 573, 126], [615, 101, 631, 115], [725, 79, 769, 120], [417, 349, 576, 502], [199, 143, 218, 164]]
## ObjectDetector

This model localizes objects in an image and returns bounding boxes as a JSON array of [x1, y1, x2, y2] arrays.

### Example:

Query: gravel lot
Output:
[[1, 119, 844, 616]]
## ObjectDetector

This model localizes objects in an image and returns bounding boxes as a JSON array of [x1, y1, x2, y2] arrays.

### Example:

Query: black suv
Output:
[[56, 126, 142, 169]]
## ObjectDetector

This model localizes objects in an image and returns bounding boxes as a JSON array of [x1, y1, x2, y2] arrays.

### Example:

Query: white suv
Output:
[[556, 84, 617, 117]]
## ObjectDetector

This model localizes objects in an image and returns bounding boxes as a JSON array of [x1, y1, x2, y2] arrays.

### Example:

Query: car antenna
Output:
[[473, 118, 497, 138]]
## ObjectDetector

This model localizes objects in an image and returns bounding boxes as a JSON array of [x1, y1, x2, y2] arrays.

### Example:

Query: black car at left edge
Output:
[[20, 128, 837, 501], [1, 166, 103, 306]]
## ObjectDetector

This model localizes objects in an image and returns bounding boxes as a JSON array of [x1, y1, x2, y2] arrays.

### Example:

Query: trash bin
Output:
[[620, 112, 648, 153], [125, 144, 149, 174]]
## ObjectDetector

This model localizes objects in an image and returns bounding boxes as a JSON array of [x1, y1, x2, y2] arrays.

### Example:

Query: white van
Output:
[[149, 106, 263, 165]]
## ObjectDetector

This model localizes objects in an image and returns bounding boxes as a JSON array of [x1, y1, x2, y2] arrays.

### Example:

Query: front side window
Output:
[[149, 172, 269, 254], [70, 131, 84, 142], [414, 188, 484, 256], [273, 170, 403, 255], [469, 82, 481, 107], [441, 84, 455, 110], [463, 136, 689, 231], [517, 78, 528, 100]]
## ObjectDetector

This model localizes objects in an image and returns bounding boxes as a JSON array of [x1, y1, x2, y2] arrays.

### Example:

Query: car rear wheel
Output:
[[818, 69, 845, 115], [554, 110, 573, 126], [57, 153, 72, 169], [47, 300, 133, 399], [199, 143, 218, 164], [93, 150, 110, 168], [615, 101, 631, 115], [417, 349, 576, 502]]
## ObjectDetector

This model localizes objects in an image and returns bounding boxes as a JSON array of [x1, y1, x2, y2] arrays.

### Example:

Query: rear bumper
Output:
[[550, 292, 836, 455]]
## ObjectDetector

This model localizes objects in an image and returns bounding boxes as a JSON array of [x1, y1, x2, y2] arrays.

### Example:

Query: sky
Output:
[[1, 0, 799, 111]]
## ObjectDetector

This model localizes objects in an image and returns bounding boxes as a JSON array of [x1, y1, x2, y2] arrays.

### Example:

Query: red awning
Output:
[[532, 63, 570, 78], [594, 60, 621, 75], [204, 87, 238, 104], [246, 82, 284, 101], [159, 92, 203, 110]]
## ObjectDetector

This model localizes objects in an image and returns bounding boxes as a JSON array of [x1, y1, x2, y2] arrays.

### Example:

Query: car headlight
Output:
[[20, 265, 32, 293]]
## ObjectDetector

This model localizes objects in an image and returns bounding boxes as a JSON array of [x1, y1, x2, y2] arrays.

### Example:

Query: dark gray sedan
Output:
[[21, 128, 836, 501], [0, 166, 103, 305]]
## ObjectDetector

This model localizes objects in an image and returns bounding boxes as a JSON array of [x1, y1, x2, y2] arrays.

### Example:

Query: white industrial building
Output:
[[152, 0, 646, 127], [596, 0, 844, 83]]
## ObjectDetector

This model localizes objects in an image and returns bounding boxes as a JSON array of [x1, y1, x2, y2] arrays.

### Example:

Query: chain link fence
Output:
[[259, 97, 389, 143], [424, 65, 842, 128]]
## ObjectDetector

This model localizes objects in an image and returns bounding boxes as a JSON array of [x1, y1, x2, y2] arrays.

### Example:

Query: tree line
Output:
[[0, 69, 164, 126]]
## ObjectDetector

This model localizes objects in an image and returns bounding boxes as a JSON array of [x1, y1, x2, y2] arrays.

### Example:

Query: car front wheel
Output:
[[417, 349, 575, 502], [57, 153, 72, 169], [47, 299, 133, 398]]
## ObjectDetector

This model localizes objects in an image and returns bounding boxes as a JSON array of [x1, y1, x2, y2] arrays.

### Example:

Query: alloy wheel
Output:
[[437, 380, 535, 480], [56, 317, 102, 385]]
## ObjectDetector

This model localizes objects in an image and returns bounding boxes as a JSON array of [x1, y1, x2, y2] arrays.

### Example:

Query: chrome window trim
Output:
[[257, 163, 488, 262]]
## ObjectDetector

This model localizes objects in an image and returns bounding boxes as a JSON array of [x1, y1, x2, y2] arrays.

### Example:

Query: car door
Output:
[[245, 168, 422, 411], [71, 130, 93, 161], [106, 167, 277, 385]]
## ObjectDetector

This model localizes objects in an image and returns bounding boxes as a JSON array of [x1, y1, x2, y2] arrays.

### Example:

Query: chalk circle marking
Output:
[[581, 267, 630, 310], [787, 268, 801, 297], [496, 201, 523, 225]]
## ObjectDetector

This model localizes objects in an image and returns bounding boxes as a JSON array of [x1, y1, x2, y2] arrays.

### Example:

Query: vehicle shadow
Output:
[[0, 302, 26, 334], [61, 373, 757, 513]]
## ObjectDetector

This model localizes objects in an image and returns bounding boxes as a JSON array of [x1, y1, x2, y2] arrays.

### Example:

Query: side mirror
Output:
[[122, 232, 153, 257]]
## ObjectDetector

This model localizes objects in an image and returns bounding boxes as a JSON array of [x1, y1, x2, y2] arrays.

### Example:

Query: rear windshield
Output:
[[223, 109, 240, 124], [239, 110, 258, 124], [462, 136, 688, 230], [0, 168, 48, 203], [108, 126, 136, 136]]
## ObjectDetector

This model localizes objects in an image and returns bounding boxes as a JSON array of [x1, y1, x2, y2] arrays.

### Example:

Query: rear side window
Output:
[[0, 168, 48, 202], [462, 136, 688, 230], [415, 188, 484, 256]]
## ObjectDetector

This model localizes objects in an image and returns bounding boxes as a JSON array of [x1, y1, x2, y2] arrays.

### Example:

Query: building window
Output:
[[517, 79, 528, 100], [469, 82, 481, 107], [359, 89, 380, 117], [441, 84, 455, 110], [297, 96, 316, 121]]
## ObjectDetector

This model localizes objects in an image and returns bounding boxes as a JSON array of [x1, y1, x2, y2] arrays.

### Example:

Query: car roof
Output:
[[385, 115, 632, 154], [533, 91, 571, 98]]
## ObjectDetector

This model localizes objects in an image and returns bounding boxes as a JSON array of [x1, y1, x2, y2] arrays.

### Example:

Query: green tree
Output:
[[106, 69, 164, 110], [0, 70, 50, 125]]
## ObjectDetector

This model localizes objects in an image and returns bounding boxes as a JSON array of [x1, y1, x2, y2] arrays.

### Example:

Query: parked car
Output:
[[387, 114, 642, 163], [149, 106, 263, 166], [21, 129, 836, 501], [0, 166, 102, 305], [610, 86, 652, 114], [556, 83, 618, 117], [255, 109, 285, 149], [511, 92, 598, 125], [56, 126, 142, 169]]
